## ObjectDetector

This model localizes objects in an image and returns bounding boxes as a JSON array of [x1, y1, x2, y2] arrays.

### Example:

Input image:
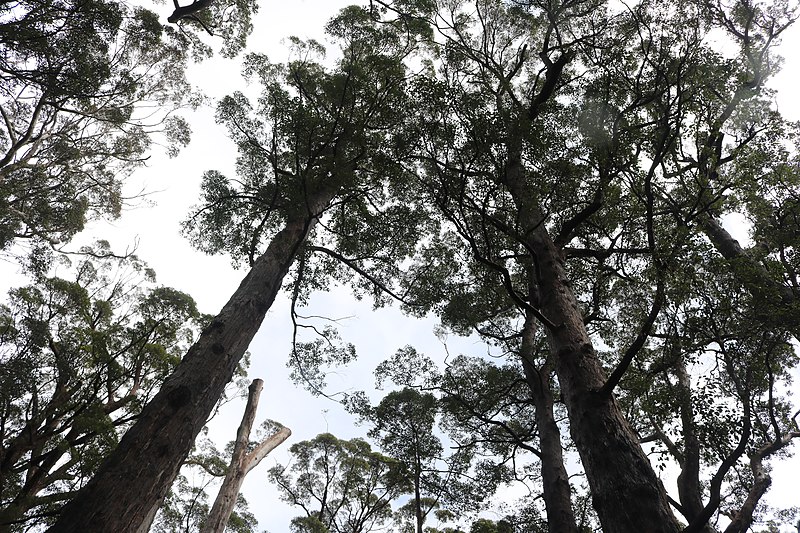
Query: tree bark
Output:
[[533, 234, 679, 533], [519, 313, 578, 533], [200, 379, 291, 533], [49, 187, 335, 533]]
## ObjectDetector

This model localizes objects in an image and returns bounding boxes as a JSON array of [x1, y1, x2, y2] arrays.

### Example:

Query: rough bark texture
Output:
[[49, 189, 334, 533], [519, 314, 578, 533], [503, 148, 680, 533], [534, 234, 679, 533], [201, 379, 290, 533]]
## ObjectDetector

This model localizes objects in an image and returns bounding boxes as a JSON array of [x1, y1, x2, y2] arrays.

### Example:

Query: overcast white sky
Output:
[[4, 0, 799, 530]]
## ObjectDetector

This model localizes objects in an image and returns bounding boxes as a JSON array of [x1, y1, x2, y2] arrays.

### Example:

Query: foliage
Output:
[[269, 433, 410, 533], [0, 243, 204, 530], [268, 0, 800, 530], [167, 0, 259, 59], [1, 0, 798, 530], [0, 0, 207, 251]]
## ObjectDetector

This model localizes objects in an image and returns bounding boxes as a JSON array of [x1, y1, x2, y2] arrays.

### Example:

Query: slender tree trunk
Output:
[[201, 379, 290, 533], [49, 188, 336, 533], [503, 148, 680, 533], [414, 470, 423, 533], [673, 359, 714, 533], [519, 313, 578, 533]]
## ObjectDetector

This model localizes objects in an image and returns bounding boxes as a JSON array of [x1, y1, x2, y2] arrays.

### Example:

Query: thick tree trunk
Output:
[[519, 313, 578, 533], [503, 149, 680, 532], [49, 188, 335, 533], [168, 0, 214, 23], [201, 379, 290, 533], [531, 232, 679, 533]]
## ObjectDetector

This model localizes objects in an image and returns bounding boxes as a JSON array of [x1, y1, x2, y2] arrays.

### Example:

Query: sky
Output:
[[3, 0, 800, 531]]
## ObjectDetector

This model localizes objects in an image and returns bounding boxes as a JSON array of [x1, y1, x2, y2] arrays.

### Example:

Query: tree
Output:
[[284, 0, 800, 530], [0, 0, 200, 251], [469, 518, 513, 533], [357, 387, 489, 533], [375, 0, 800, 530], [43, 0, 800, 530], [0, 243, 203, 531], [166, 0, 257, 58], [50, 7, 421, 530], [269, 433, 410, 533], [372, 345, 573, 533]]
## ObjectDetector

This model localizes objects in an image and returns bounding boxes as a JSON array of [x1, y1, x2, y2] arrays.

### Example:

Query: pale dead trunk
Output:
[[200, 379, 290, 533], [49, 187, 335, 533]]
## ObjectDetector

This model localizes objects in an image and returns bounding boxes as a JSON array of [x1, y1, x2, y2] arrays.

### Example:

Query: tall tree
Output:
[[363, 388, 478, 533], [0, 0, 199, 251], [356, 0, 799, 530], [50, 7, 420, 530]]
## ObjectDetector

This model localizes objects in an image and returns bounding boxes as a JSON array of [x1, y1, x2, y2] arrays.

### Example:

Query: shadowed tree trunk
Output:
[[50, 187, 336, 533], [503, 143, 680, 533], [519, 313, 579, 533], [168, 0, 214, 23]]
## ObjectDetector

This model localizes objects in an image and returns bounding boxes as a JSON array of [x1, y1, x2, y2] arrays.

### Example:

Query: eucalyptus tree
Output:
[[1, 0, 184, 250], [51, 7, 425, 530], [359, 387, 487, 533], [372, 342, 575, 533], [0, 243, 203, 531], [269, 433, 410, 533], [357, 0, 800, 531], [621, 248, 800, 533]]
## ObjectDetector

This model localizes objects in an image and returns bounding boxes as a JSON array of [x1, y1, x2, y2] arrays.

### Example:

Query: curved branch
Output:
[[168, 0, 215, 24]]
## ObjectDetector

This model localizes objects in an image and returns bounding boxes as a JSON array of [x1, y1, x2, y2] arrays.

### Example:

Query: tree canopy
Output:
[[1, 0, 800, 532], [0, 244, 204, 530]]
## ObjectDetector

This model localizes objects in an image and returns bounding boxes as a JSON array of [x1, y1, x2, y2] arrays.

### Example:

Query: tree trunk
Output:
[[201, 379, 290, 533], [414, 470, 423, 533], [673, 359, 714, 533], [519, 313, 578, 533], [49, 188, 335, 533], [529, 232, 679, 533], [167, 0, 214, 23], [503, 148, 680, 533]]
